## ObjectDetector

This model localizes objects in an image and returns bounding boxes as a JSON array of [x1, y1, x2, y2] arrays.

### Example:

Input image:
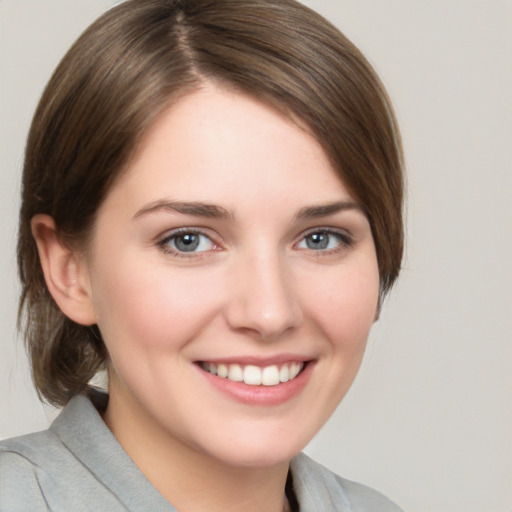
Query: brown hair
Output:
[[18, 0, 404, 406]]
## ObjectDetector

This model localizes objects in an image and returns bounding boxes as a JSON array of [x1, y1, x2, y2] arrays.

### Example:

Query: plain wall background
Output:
[[1, 1, 510, 511]]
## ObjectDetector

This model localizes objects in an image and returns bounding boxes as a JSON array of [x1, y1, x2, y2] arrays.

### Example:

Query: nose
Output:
[[224, 250, 303, 340]]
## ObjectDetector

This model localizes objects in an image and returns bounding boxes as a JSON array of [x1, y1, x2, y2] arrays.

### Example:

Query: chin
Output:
[[196, 425, 313, 469], [218, 448, 300, 469]]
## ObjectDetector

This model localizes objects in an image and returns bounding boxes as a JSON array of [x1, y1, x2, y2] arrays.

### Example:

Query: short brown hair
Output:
[[18, 0, 404, 406]]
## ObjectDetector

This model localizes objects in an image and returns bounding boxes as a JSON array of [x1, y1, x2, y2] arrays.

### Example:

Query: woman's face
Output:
[[80, 84, 379, 467]]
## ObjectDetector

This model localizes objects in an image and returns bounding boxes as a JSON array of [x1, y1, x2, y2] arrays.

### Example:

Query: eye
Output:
[[159, 229, 217, 254], [296, 230, 352, 252]]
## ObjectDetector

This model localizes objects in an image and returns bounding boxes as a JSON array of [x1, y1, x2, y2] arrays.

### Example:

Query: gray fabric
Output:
[[0, 393, 403, 511]]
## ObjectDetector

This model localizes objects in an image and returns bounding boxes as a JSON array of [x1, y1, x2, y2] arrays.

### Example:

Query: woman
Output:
[[0, 0, 404, 510]]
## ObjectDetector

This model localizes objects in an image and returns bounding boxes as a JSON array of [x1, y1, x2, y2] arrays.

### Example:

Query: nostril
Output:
[[223, 257, 304, 338], [224, 294, 303, 339]]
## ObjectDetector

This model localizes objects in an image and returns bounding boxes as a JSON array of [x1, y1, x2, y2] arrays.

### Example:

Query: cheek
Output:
[[302, 260, 380, 351], [90, 257, 222, 357]]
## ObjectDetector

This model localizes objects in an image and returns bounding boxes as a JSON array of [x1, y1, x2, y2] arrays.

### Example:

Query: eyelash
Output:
[[157, 227, 354, 258], [295, 228, 354, 255], [157, 228, 220, 258]]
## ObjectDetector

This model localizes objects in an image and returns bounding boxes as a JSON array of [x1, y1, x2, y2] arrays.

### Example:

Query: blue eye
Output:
[[161, 231, 215, 253], [297, 230, 350, 251]]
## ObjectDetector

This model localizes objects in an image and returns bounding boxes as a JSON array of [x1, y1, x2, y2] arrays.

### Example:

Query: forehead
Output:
[[101, 83, 353, 216]]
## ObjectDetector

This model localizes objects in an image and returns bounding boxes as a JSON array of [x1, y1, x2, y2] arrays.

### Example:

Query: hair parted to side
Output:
[[18, 0, 404, 407]]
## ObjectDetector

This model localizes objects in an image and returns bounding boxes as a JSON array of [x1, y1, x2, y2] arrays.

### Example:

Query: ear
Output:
[[31, 214, 97, 326]]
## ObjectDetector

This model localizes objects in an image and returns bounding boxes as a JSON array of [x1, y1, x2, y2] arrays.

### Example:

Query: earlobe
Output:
[[31, 214, 97, 326]]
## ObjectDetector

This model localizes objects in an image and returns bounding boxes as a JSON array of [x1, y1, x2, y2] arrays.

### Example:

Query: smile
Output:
[[199, 361, 305, 386]]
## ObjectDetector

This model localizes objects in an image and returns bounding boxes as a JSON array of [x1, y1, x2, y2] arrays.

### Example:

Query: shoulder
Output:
[[0, 427, 72, 472], [290, 453, 404, 512], [0, 423, 123, 512], [0, 395, 174, 512], [0, 430, 63, 511]]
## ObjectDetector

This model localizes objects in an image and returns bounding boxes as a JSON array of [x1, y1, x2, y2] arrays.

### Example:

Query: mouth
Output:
[[197, 361, 307, 387]]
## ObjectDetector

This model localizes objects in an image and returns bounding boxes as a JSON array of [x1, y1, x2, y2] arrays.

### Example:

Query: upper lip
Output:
[[195, 354, 314, 366]]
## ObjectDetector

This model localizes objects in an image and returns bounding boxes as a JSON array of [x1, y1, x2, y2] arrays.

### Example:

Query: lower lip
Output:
[[196, 362, 315, 406]]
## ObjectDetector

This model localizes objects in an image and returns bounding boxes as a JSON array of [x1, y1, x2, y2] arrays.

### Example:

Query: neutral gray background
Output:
[[1, 1, 511, 511]]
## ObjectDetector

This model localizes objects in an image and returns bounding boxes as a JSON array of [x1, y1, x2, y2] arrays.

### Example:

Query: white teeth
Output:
[[202, 361, 305, 386], [243, 365, 262, 385], [290, 362, 302, 380], [217, 364, 228, 378], [228, 364, 243, 382], [262, 365, 280, 386], [279, 365, 290, 383]]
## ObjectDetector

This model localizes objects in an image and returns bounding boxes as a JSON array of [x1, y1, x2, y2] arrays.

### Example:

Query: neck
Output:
[[103, 384, 291, 512]]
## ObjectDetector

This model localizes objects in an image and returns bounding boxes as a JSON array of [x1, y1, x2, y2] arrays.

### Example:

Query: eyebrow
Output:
[[133, 199, 363, 222], [133, 200, 234, 220], [294, 201, 364, 220]]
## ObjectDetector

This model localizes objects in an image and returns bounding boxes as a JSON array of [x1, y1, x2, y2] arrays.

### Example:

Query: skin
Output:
[[33, 83, 380, 512]]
